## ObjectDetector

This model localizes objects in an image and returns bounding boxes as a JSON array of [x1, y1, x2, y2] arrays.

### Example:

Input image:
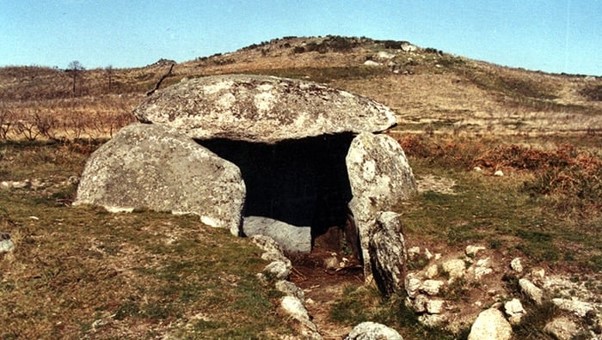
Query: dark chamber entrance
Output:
[[198, 133, 354, 246]]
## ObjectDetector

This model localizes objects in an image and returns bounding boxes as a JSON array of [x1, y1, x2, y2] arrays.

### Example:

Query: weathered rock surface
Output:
[[280, 296, 321, 339], [552, 298, 594, 318], [134, 74, 397, 143], [345, 321, 403, 340], [346, 132, 416, 278], [543, 317, 581, 340], [368, 211, 408, 296], [242, 216, 311, 253], [468, 308, 513, 340], [74, 124, 246, 235]]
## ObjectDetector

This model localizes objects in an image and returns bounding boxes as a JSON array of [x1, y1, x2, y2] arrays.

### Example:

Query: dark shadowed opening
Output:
[[197, 134, 354, 250]]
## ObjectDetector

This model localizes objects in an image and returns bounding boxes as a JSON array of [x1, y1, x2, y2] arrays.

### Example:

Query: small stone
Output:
[[494, 170, 504, 177], [323, 256, 339, 270], [468, 308, 513, 340], [0, 235, 14, 254], [442, 258, 466, 281], [405, 274, 422, 298], [413, 294, 429, 313], [29, 216, 39, 220], [424, 248, 434, 260], [504, 298, 525, 316], [275, 280, 305, 300], [0, 181, 10, 190], [426, 299, 445, 314], [421, 280, 445, 296], [519, 278, 543, 305], [363, 60, 382, 66], [473, 166, 483, 173], [434, 253, 442, 260], [424, 264, 439, 279], [552, 298, 594, 317], [475, 266, 493, 280], [408, 246, 421, 258], [544, 317, 581, 340], [466, 245, 486, 257], [531, 267, 545, 279], [510, 258, 523, 273], [418, 314, 447, 328], [280, 296, 315, 331], [264, 260, 291, 280], [345, 321, 403, 340]]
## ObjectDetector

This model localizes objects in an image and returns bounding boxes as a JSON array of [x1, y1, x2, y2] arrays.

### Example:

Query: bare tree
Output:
[[67, 60, 85, 96], [105, 65, 114, 91]]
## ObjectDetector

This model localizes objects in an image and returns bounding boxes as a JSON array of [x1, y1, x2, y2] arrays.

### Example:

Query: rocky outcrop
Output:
[[242, 216, 311, 253], [368, 211, 408, 296], [74, 124, 246, 235], [346, 132, 416, 279], [134, 74, 397, 143], [468, 308, 513, 340], [345, 322, 403, 340]]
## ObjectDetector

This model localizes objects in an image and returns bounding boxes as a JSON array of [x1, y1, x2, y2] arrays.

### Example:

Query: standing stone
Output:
[[368, 211, 408, 296], [74, 124, 246, 235], [346, 132, 417, 279], [468, 308, 513, 340]]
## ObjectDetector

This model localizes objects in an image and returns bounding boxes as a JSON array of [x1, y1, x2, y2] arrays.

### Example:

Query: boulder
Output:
[[74, 124, 245, 235], [242, 216, 311, 253], [468, 308, 513, 340], [368, 211, 408, 296], [345, 321, 403, 340], [346, 132, 417, 278], [134, 74, 397, 143]]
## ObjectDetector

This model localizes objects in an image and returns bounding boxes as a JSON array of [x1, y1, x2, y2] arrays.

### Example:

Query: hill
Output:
[[1, 35, 601, 140]]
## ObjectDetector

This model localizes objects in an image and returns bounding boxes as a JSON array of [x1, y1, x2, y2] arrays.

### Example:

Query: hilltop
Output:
[[1, 35, 601, 140]]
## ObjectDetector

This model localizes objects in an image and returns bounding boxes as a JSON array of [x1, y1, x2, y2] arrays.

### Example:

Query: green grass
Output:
[[0, 140, 292, 339], [400, 158, 602, 272]]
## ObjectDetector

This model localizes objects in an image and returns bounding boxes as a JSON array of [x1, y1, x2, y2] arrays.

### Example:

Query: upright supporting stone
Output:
[[346, 132, 416, 280], [369, 211, 408, 296]]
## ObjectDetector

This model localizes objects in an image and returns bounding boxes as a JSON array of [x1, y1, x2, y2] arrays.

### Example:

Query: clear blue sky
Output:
[[1, 0, 600, 75]]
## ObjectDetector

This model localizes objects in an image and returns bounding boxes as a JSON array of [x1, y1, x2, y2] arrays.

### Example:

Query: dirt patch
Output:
[[290, 248, 364, 339]]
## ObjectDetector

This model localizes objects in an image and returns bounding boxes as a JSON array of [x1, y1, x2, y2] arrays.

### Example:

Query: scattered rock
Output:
[[510, 258, 523, 273], [369, 211, 408, 296], [418, 314, 447, 328], [264, 260, 291, 280], [412, 294, 429, 313], [405, 273, 422, 298], [543, 317, 581, 340], [468, 308, 513, 340], [531, 267, 546, 279], [0, 233, 14, 254], [345, 321, 403, 340], [323, 256, 339, 270], [400, 42, 417, 52], [346, 132, 417, 279], [442, 258, 466, 281], [376, 51, 396, 60], [363, 60, 382, 66], [424, 264, 439, 279], [494, 170, 504, 177], [421, 280, 445, 296], [465, 245, 486, 257], [408, 246, 421, 258], [280, 296, 320, 338], [242, 216, 311, 253], [504, 298, 526, 324], [74, 124, 246, 235], [426, 299, 445, 314], [275, 280, 305, 301], [519, 278, 543, 305], [552, 298, 594, 318], [473, 257, 493, 280], [473, 166, 483, 173]]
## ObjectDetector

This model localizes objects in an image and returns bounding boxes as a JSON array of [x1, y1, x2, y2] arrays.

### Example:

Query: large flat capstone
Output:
[[74, 123, 246, 235], [133, 74, 397, 143]]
